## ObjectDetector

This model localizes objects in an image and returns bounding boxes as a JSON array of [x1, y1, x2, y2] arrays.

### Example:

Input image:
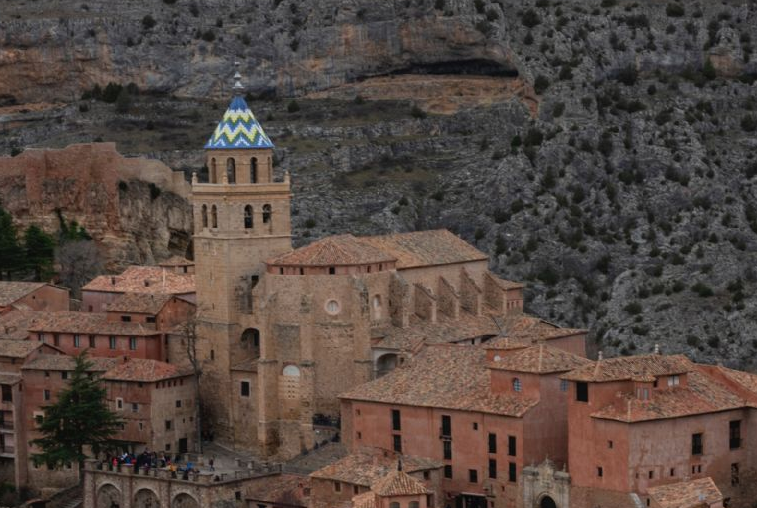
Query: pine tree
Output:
[[23, 225, 55, 281], [32, 352, 122, 483], [0, 207, 22, 280]]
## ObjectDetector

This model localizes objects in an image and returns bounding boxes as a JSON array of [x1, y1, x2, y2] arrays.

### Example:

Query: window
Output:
[[508, 435, 517, 456], [508, 462, 517, 482], [201, 204, 208, 228], [210, 158, 217, 183], [146, 316, 156, 324], [132, 403, 139, 413], [608, 440, 613, 449], [109, 336, 116, 349], [227, 158, 236, 183], [262, 204, 272, 224], [329, 267, 336, 275], [121, 315, 131, 322], [560, 379, 569, 392], [116, 398, 123, 410], [250, 157, 258, 183], [244, 205, 253, 229], [648, 470, 654, 479], [333, 481, 341, 493], [393, 434, 402, 453], [692, 464, 702, 474], [129, 337, 137, 350], [472, 422, 478, 430], [441, 415, 451, 437], [175, 400, 182, 408], [353, 485, 359, 495], [667, 375, 680, 386], [356, 431, 362, 440], [488, 459, 497, 479], [37, 333, 43, 342], [61, 371, 68, 380], [409, 503, 419, 508], [44, 371, 49, 378], [89, 335, 96, 348], [389, 503, 400, 508], [692, 433, 703, 455], [165, 443, 171, 451], [210, 349, 215, 360], [469, 469, 478, 483], [576, 381, 589, 402], [34, 412, 43, 427], [670, 468, 675, 477], [730, 420, 741, 449], [597, 466, 603, 477], [512, 378, 522, 392], [211, 205, 218, 228], [53, 334, 59, 346], [43, 389, 50, 401], [241, 381, 250, 397], [443, 440, 452, 460], [165, 420, 172, 430], [444, 465, 452, 479], [1, 385, 11, 402], [325, 299, 340, 315], [731, 463, 739, 486], [73, 334, 80, 348], [488, 433, 497, 454], [392, 409, 401, 431]]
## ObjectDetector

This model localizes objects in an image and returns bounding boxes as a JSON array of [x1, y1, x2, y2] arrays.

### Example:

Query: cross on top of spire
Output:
[[233, 61, 244, 92]]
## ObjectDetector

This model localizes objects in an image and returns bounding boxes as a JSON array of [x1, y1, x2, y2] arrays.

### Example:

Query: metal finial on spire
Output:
[[233, 61, 244, 91]]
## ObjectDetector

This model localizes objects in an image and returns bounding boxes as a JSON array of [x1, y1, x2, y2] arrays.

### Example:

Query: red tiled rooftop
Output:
[[340, 345, 538, 417], [0, 338, 46, 358], [106, 293, 177, 314], [359, 229, 488, 269], [27, 311, 160, 336], [0, 282, 50, 306], [591, 370, 744, 422], [562, 354, 694, 383], [103, 358, 191, 383], [352, 492, 376, 508], [0, 310, 44, 340], [83, 266, 195, 295], [22, 354, 118, 372], [371, 469, 429, 496], [246, 474, 309, 507], [310, 451, 440, 487], [485, 318, 587, 350], [489, 344, 591, 374], [268, 235, 396, 267], [647, 477, 722, 508]]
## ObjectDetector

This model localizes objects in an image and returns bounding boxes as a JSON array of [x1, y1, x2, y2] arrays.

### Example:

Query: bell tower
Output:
[[192, 64, 292, 444]]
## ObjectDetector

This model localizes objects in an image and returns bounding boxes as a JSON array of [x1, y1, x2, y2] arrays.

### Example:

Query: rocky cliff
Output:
[[2, 0, 757, 368]]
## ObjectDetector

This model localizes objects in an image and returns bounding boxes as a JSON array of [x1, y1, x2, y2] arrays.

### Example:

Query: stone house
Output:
[[0, 281, 69, 314]]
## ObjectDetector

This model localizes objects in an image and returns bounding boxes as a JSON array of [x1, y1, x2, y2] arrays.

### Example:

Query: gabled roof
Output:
[[0, 282, 49, 306], [22, 354, 118, 372], [0, 339, 46, 358], [360, 230, 488, 269], [26, 311, 160, 336], [489, 344, 591, 374], [310, 451, 440, 487], [82, 266, 195, 295], [103, 358, 191, 383], [561, 354, 694, 383], [0, 310, 43, 340], [205, 96, 274, 149], [268, 235, 396, 267], [340, 345, 538, 417], [106, 293, 177, 314], [647, 477, 722, 508], [371, 469, 429, 497]]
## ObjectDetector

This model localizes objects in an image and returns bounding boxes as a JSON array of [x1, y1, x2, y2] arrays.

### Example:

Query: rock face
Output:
[[0, 143, 192, 269], [3, 0, 757, 369]]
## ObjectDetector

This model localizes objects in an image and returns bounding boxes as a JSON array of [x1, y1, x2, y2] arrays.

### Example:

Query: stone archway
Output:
[[134, 488, 160, 508], [97, 483, 122, 508], [172, 493, 200, 508], [539, 496, 557, 508]]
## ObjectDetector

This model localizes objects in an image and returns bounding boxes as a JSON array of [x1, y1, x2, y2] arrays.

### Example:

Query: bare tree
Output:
[[56, 240, 103, 300], [178, 309, 204, 454]]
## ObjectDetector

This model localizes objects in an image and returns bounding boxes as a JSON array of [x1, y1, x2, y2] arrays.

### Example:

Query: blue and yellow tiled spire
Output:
[[204, 66, 274, 150]]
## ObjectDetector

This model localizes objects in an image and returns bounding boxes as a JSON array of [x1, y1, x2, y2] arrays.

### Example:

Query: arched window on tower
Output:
[[226, 158, 236, 183], [211, 205, 218, 228], [201, 205, 208, 229], [262, 204, 272, 224], [210, 158, 217, 183], [244, 205, 253, 229], [250, 157, 258, 183]]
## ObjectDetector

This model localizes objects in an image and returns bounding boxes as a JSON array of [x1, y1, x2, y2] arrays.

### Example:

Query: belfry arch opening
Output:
[[226, 158, 236, 183], [210, 158, 217, 183], [244, 205, 253, 229], [263, 204, 272, 224], [251, 157, 258, 183], [201, 204, 208, 228]]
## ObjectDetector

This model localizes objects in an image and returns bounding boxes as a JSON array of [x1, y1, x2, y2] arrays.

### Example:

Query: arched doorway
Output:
[[96, 484, 121, 508], [539, 495, 557, 508], [134, 488, 160, 508]]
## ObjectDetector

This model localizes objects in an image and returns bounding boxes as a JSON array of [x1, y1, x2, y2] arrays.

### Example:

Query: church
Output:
[[191, 74, 529, 459]]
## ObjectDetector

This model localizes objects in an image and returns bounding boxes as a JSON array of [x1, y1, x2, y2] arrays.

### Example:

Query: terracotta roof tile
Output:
[[0, 282, 48, 306], [268, 235, 396, 267], [0, 310, 44, 340], [27, 311, 160, 336], [489, 344, 591, 374], [158, 256, 194, 267], [562, 354, 694, 383], [22, 354, 118, 372], [103, 358, 191, 383], [246, 474, 309, 507], [648, 477, 722, 508], [340, 345, 538, 417], [0, 373, 21, 385], [0, 339, 45, 358], [590, 370, 744, 422], [485, 319, 587, 350], [310, 451, 440, 487], [351, 492, 376, 508], [371, 469, 429, 496], [83, 266, 195, 295], [360, 229, 488, 269], [105, 293, 176, 314]]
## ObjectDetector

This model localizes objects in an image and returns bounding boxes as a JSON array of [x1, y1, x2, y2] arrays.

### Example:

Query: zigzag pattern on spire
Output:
[[205, 96, 274, 150]]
